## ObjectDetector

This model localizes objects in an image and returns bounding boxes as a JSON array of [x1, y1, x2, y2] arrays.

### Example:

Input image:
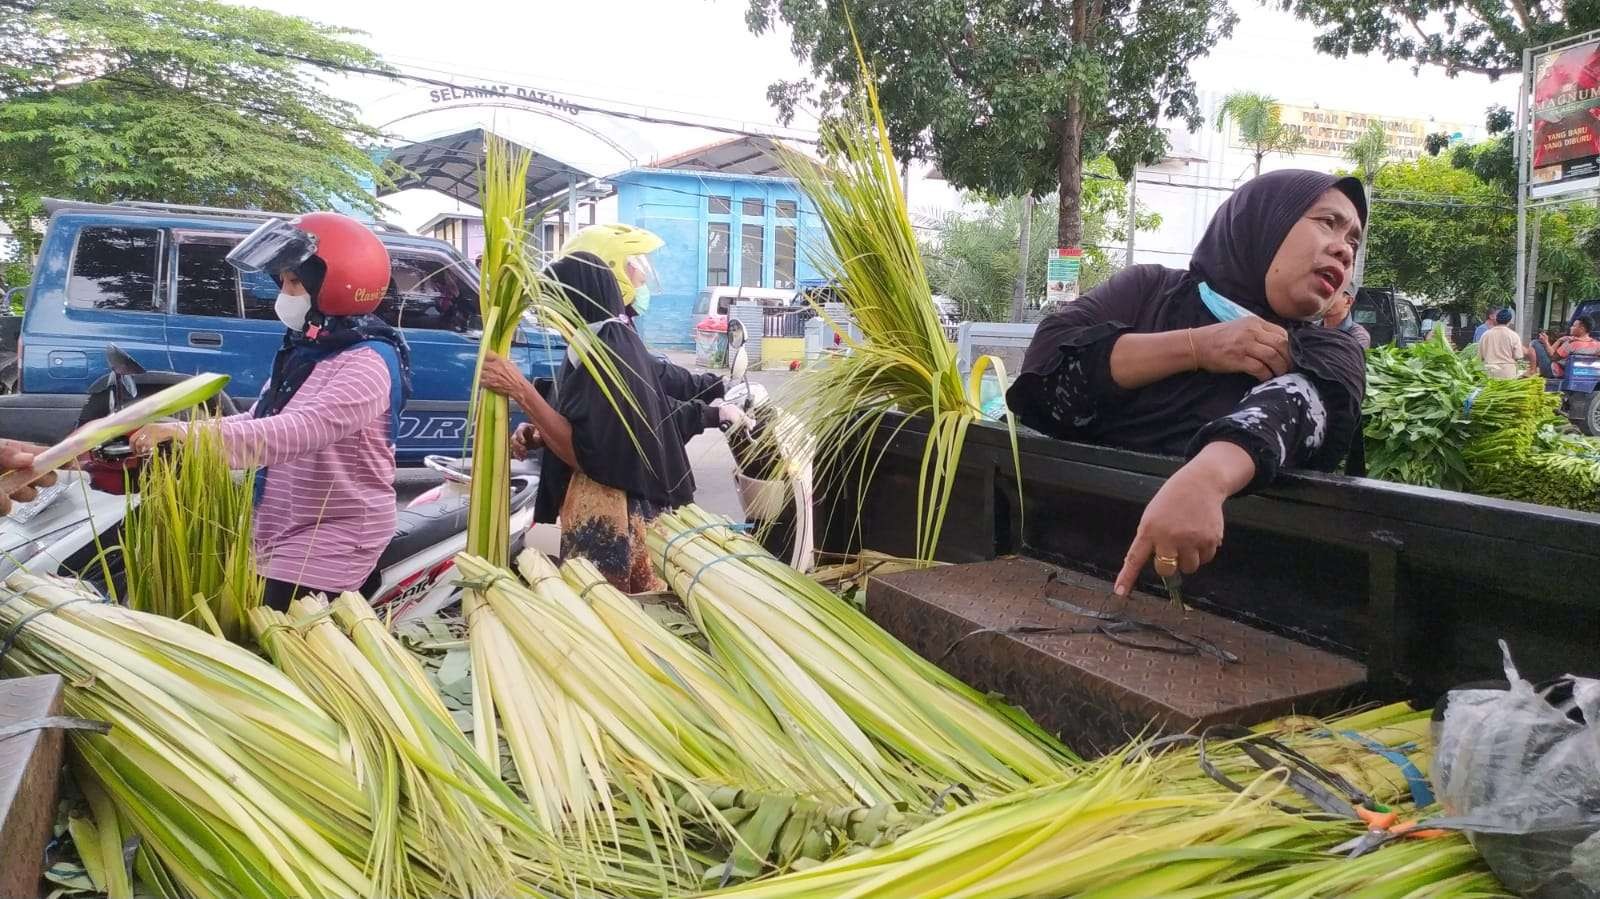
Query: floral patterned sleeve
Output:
[[1186, 373, 1330, 491]]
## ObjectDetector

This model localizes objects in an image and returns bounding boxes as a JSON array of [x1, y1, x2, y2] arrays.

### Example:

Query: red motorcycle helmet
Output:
[[227, 212, 390, 316]]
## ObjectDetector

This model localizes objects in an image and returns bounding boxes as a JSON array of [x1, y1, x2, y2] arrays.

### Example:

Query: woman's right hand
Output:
[[479, 351, 533, 401], [510, 422, 543, 460], [1192, 318, 1291, 382]]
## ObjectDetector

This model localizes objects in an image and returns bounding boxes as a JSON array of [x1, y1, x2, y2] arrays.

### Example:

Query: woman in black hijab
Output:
[[1006, 169, 1368, 595], [478, 251, 734, 591]]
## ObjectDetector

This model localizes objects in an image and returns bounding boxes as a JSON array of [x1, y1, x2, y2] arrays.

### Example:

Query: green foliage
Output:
[[1275, 0, 1594, 78], [1214, 92, 1304, 175], [1363, 331, 1600, 512], [0, 0, 392, 253], [1345, 121, 1390, 179], [746, 0, 1235, 241], [1361, 154, 1514, 309], [921, 158, 1159, 321]]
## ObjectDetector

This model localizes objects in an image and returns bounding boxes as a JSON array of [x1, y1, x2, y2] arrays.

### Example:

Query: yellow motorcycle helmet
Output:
[[559, 223, 664, 307]]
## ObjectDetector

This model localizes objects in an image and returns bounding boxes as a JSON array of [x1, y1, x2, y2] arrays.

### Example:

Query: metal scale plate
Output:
[[867, 558, 1368, 756]]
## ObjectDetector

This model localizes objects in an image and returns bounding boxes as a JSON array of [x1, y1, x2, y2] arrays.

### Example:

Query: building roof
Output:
[[416, 211, 483, 235], [381, 129, 598, 206], [648, 135, 791, 178]]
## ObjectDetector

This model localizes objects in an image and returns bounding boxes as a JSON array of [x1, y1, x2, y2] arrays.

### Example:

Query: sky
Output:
[[236, 0, 1525, 229]]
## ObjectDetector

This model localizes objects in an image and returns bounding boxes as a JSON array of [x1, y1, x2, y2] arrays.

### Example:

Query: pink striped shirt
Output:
[[215, 347, 396, 592]]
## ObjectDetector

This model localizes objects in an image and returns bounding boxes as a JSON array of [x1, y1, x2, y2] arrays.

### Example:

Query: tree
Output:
[[1360, 151, 1599, 316], [0, 0, 392, 266], [922, 157, 1159, 322], [1214, 92, 1304, 177], [1344, 121, 1391, 288], [1424, 133, 1451, 156], [1275, 0, 1595, 78], [746, 0, 1235, 250], [1361, 155, 1513, 309]]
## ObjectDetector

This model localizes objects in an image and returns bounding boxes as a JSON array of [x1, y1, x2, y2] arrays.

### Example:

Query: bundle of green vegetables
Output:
[[1362, 330, 1600, 510]]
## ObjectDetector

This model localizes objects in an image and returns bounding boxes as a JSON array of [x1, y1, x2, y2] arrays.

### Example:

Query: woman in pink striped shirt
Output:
[[133, 213, 411, 610]]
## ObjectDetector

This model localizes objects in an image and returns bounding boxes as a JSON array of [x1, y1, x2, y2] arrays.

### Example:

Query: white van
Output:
[[693, 286, 796, 318]]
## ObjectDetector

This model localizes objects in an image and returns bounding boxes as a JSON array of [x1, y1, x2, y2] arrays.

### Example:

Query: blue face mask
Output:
[[1197, 282, 1256, 323], [630, 284, 651, 316]]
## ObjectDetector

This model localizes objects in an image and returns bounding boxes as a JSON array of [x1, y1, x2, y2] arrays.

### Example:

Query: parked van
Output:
[[0, 199, 567, 461]]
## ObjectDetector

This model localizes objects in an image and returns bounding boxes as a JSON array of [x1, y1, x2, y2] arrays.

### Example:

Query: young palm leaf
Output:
[[764, 48, 1022, 562]]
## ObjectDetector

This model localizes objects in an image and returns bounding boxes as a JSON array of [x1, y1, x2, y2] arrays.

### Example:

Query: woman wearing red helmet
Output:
[[132, 212, 412, 610]]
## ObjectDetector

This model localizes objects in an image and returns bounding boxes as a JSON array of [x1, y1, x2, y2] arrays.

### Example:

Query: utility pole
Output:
[[1125, 169, 1138, 266], [1011, 195, 1034, 323]]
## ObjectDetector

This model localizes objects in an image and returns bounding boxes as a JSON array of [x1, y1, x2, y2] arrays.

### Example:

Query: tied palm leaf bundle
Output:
[[648, 506, 1076, 810], [465, 135, 651, 778], [766, 57, 1020, 563], [708, 706, 1503, 899], [0, 572, 375, 898], [459, 551, 868, 884], [117, 418, 262, 643], [0, 571, 677, 899], [549, 552, 925, 883]]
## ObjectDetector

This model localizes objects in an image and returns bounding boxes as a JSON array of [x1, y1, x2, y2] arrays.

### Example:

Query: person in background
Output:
[[479, 251, 741, 592], [1007, 169, 1367, 595], [131, 212, 411, 611], [0, 439, 57, 516], [1478, 308, 1526, 379], [1531, 327, 1557, 378], [1540, 315, 1600, 377], [1323, 286, 1371, 349], [1471, 307, 1503, 345]]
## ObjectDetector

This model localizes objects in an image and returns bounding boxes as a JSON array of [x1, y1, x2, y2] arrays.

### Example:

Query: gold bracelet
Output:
[[1186, 329, 1199, 372]]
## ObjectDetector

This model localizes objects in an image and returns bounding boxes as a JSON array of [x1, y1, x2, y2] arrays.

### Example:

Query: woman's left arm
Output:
[[212, 350, 390, 468], [1113, 373, 1335, 594]]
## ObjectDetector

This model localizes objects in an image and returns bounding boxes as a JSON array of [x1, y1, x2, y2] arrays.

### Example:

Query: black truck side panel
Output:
[[822, 414, 1598, 701]]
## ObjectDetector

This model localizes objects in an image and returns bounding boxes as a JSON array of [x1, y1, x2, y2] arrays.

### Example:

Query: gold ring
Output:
[[1154, 554, 1178, 566]]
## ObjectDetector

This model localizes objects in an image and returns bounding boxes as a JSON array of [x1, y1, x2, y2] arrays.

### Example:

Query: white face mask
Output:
[[275, 291, 312, 332]]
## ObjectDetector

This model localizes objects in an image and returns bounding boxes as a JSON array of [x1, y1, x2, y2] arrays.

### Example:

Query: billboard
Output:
[[1531, 38, 1600, 198], [1260, 105, 1470, 163]]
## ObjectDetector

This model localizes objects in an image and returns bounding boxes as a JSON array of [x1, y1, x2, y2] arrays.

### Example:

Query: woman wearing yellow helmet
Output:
[[561, 224, 662, 325]]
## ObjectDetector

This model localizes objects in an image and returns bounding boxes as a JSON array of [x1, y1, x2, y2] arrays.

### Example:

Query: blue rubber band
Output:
[[658, 522, 752, 573], [1462, 387, 1483, 419], [684, 552, 769, 599], [1337, 729, 1436, 807]]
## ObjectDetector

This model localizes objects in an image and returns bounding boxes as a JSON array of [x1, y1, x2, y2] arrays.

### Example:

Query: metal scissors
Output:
[[1329, 807, 1448, 858]]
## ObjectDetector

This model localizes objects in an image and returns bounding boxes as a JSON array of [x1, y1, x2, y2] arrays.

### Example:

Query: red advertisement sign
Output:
[[1532, 39, 1600, 195]]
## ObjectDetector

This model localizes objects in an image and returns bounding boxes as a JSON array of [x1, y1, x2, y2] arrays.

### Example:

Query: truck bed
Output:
[[819, 413, 1598, 702]]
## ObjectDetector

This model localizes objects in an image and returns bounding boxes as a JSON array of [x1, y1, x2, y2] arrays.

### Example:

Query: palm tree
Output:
[[1215, 92, 1305, 178], [1345, 121, 1391, 290]]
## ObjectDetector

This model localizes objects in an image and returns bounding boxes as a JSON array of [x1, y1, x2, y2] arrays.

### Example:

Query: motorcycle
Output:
[[0, 346, 538, 623], [720, 321, 817, 572]]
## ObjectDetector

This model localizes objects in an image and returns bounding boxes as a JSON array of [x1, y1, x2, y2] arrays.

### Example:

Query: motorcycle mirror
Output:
[[727, 319, 747, 352], [730, 345, 749, 383], [104, 345, 146, 378]]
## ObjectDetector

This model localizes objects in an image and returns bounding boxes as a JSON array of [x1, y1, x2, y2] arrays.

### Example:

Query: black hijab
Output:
[[1009, 169, 1368, 470], [533, 252, 697, 522]]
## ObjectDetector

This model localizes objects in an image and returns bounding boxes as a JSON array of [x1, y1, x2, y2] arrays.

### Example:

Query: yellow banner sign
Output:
[[1232, 105, 1467, 162]]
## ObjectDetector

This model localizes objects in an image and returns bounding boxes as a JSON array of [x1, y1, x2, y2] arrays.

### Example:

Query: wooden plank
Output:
[[0, 675, 66, 899]]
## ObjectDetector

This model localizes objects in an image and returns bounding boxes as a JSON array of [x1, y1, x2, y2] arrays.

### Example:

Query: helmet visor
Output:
[[626, 254, 661, 291], [227, 219, 318, 276]]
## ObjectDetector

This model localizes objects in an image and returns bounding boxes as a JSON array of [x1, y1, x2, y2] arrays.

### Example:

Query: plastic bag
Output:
[[1432, 641, 1600, 898]]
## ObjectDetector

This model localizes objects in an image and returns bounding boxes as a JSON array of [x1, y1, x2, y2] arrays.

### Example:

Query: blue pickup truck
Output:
[[0, 199, 566, 462]]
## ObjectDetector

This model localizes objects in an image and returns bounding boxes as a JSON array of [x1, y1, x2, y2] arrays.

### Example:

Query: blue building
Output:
[[612, 136, 830, 349]]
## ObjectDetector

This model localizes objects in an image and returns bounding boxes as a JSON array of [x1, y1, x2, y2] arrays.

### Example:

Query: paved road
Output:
[[396, 351, 795, 526]]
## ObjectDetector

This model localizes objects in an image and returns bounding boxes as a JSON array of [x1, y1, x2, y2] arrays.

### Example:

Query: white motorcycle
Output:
[[0, 346, 537, 623], [720, 321, 816, 572]]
